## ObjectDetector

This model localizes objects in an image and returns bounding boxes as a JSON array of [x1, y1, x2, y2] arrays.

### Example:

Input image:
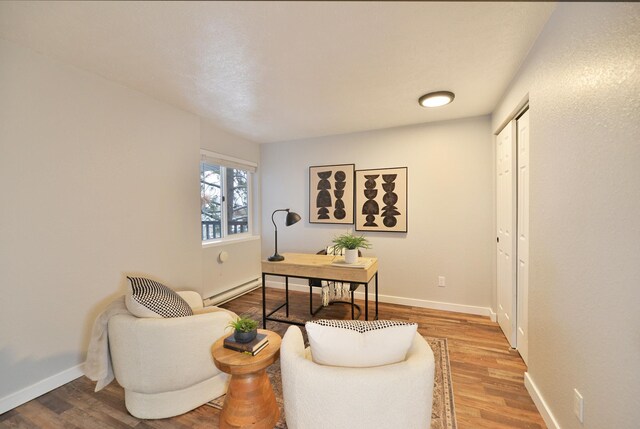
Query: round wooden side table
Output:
[[211, 329, 282, 429]]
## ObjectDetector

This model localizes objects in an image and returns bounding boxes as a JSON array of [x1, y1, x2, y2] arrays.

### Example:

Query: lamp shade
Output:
[[285, 211, 301, 226]]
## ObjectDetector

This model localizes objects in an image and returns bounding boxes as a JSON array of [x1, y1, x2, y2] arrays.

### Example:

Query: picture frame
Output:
[[309, 164, 355, 224], [355, 167, 408, 233]]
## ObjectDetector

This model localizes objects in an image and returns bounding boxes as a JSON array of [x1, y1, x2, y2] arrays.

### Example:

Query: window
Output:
[[200, 150, 256, 242]]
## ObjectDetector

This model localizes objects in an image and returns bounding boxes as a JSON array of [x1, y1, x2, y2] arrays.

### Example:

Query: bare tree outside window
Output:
[[201, 163, 222, 240], [226, 168, 249, 235], [201, 162, 251, 241]]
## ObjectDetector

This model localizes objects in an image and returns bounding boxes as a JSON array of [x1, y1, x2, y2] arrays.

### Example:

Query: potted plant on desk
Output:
[[332, 232, 372, 264], [227, 316, 259, 343]]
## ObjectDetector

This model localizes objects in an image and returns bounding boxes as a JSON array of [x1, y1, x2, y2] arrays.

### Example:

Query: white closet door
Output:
[[516, 109, 530, 364], [496, 121, 517, 348]]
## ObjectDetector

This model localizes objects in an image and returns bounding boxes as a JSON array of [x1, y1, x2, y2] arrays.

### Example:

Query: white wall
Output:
[[261, 116, 494, 313], [492, 3, 640, 428], [0, 39, 261, 410], [200, 118, 262, 298]]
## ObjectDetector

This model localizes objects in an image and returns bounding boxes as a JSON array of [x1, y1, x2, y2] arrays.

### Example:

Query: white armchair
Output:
[[108, 291, 236, 419], [280, 325, 435, 429]]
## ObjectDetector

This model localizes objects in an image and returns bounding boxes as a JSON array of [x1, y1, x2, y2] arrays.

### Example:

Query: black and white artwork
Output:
[[355, 167, 407, 232], [309, 164, 355, 224]]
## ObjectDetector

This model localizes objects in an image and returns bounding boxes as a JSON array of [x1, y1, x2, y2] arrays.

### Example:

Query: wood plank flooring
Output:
[[0, 288, 546, 428]]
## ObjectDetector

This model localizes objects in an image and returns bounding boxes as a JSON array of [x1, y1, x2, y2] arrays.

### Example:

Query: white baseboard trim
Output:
[[374, 293, 493, 317], [265, 280, 493, 318], [524, 372, 561, 429], [489, 308, 497, 322], [0, 363, 85, 414]]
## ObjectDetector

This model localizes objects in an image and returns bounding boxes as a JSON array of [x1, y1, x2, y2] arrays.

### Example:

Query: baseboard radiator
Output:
[[204, 278, 262, 307]]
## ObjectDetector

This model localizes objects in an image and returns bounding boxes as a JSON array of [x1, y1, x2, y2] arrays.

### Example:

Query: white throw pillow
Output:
[[125, 276, 194, 318], [305, 319, 418, 367]]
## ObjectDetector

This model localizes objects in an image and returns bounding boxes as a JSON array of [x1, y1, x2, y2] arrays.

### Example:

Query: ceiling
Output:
[[0, 1, 555, 143]]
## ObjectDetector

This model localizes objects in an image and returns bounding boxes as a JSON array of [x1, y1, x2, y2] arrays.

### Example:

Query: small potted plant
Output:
[[332, 232, 372, 264], [227, 315, 259, 343]]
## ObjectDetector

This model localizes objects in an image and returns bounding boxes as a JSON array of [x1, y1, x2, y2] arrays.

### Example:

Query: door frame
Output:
[[515, 106, 530, 364]]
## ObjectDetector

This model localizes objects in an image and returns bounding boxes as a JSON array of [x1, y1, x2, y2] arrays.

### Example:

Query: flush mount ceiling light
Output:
[[418, 91, 455, 108]]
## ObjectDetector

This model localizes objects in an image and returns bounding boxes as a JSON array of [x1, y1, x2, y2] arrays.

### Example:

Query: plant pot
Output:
[[344, 249, 359, 264], [234, 329, 257, 343]]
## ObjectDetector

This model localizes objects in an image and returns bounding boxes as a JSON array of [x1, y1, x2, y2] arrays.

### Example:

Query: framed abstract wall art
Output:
[[355, 167, 408, 233], [309, 164, 355, 224]]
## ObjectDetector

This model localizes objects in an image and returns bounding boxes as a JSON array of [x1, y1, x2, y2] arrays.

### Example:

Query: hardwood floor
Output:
[[0, 288, 546, 429]]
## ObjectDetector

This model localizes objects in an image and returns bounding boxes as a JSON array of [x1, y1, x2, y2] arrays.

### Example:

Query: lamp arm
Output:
[[270, 208, 289, 232], [268, 208, 297, 262], [269, 208, 290, 261]]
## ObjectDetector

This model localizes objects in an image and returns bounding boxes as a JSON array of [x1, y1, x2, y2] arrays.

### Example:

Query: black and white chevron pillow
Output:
[[125, 277, 193, 318], [305, 319, 418, 367], [310, 319, 413, 333]]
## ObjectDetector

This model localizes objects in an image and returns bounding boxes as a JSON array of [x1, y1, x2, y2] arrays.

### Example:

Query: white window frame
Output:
[[200, 149, 257, 245]]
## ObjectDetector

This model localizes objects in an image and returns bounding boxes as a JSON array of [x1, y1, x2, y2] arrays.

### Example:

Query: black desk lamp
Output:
[[268, 208, 301, 261]]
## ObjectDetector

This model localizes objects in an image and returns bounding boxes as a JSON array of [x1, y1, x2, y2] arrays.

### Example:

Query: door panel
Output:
[[516, 109, 530, 363], [496, 121, 517, 348]]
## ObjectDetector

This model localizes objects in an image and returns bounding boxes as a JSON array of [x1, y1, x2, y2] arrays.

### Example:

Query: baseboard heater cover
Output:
[[204, 278, 261, 306]]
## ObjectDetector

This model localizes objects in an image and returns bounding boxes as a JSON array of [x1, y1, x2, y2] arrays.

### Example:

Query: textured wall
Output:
[[261, 116, 494, 310], [199, 118, 263, 298], [493, 3, 640, 428], [0, 40, 262, 407], [0, 39, 201, 399]]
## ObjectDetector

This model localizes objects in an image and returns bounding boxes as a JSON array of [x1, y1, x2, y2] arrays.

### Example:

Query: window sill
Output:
[[202, 234, 260, 249]]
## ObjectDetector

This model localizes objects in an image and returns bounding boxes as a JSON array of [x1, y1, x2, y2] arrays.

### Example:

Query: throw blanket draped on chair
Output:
[[317, 245, 360, 306], [321, 281, 352, 306], [84, 296, 130, 391]]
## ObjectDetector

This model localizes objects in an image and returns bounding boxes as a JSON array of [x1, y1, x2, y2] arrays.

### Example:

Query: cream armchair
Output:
[[280, 325, 435, 429], [108, 291, 236, 419]]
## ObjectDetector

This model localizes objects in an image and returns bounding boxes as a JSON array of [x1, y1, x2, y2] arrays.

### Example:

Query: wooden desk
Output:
[[211, 329, 281, 429], [261, 253, 379, 327]]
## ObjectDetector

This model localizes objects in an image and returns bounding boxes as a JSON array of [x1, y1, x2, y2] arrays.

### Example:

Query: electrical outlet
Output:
[[573, 388, 584, 423], [438, 276, 446, 287]]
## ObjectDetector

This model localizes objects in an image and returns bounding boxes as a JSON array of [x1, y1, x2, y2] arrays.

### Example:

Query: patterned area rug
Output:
[[207, 313, 456, 429]]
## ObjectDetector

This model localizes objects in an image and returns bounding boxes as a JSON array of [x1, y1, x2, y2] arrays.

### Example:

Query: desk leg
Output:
[[262, 273, 267, 328], [375, 271, 379, 320], [351, 290, 355, 319], [285, 276, 289, 318], [365, 283, 369, 320]]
